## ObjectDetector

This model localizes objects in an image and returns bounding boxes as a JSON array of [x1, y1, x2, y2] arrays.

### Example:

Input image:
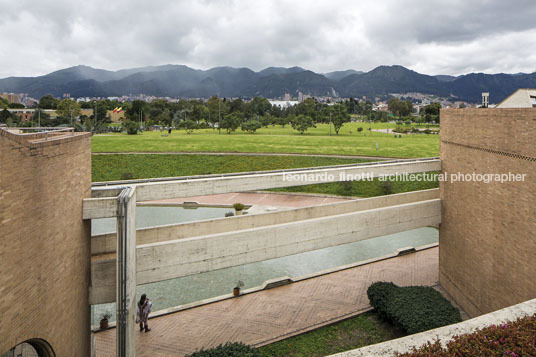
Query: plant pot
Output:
[[235, 210, 243, 216], [100, 319, 109, 329], [233, 287, 240, 296]]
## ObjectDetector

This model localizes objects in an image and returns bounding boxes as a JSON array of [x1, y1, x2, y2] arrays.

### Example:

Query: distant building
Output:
[[1, 92, 20, 104], [481, 92, 489, 108], [268, 100, 299, 108], [22, 97, 38, 107], [298, 92, 311, 103], [283, 93, 291, 101], [7, 109, 34, 122], [496, 88, 536, 108]]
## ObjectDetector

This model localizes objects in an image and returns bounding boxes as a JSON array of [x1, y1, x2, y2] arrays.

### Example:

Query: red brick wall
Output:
[[0, 131, 92, 355], [440, 108, 536, 317]]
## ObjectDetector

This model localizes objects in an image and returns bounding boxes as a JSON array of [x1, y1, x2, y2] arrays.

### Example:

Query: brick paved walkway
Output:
[[93, 247, 438, 356]]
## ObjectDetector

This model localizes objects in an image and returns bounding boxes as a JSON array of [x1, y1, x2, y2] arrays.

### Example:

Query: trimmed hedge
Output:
[[367, 282, 461, 334], [397, 314, 536, 356], [186, 342, 258, 357]]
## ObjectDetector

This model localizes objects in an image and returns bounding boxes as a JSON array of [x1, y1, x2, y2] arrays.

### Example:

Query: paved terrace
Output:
[[93, 247, 438, 356]]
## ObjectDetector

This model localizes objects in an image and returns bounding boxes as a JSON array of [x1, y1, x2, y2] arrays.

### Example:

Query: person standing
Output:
[[136, 294, 152, 332]]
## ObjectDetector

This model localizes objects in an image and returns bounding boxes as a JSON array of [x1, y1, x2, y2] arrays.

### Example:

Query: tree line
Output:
[[0, 94, 442, 133]]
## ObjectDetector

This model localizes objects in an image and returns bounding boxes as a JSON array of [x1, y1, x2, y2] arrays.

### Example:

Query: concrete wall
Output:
[[91, 189, 439, 255], [0, 129, 92, 355], [90, 199, 441, 304], [93, 159, 440, 202], [440, 108, 536, 317]]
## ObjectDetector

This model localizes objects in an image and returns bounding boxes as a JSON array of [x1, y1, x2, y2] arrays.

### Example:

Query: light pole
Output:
[[218, 100, 221, 135]]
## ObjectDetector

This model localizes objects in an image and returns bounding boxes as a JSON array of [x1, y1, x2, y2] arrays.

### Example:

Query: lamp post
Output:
[[329, 112, 332, 136]]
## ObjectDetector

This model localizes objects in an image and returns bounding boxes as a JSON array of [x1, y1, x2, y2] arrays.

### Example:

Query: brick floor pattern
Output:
[[94, 247, 438, 356]]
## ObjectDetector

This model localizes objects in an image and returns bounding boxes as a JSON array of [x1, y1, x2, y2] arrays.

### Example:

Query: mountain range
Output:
[[1, 64, 535, 103]]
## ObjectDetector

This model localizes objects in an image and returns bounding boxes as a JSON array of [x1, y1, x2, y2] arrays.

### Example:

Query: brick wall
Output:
[[0, 130, 92, 355], [440, 108, 536, 317]]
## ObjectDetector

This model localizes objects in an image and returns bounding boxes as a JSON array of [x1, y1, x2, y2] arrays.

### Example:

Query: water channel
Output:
[[91, 205, 438, 325]]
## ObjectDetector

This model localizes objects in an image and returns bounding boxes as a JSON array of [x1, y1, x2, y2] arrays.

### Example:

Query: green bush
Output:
[[123, 120, 139, 135], [233, 203, 245, 211], [367, 282, 461, 334], [397, 314, 536, 356], [379, 180, 394, 195], [367, 282, 398, 320], [120, 172, 134, 180], [186, 342, 257, 356]]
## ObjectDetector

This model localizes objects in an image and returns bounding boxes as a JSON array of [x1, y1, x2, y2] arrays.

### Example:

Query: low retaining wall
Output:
[[92, 244, 438, 331], [91, 189, 439, 255], [329, 298, 536, 357], [90, 199, 440, 304], [91, 159, 440, 202]]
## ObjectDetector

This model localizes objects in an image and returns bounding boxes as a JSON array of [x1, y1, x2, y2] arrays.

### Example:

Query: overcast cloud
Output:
[[1, 0, 536, 78]]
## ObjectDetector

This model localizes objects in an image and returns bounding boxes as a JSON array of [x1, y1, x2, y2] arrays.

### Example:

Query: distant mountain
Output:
[[1, 64, 535, 103], [258, 66, 306, 77], [434, 75, 458, 82], [338, 65, 449, 98], [323, 69, 363, 81], [445, 72, 536, 103], [247, 70, 337, 98]]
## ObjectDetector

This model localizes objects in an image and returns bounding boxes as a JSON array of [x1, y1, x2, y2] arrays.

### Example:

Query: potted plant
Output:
[[100, 312, 111, 329], [233, 280, 244, 296], [233, 203, 245, 215]]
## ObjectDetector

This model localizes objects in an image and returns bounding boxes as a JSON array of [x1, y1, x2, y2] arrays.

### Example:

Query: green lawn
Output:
[[257, 311, 404, 357], [270, 172, 439, 198], [92, 123, 439, 158], [92, 154, 439, 196], [92, 154, 371, 182]]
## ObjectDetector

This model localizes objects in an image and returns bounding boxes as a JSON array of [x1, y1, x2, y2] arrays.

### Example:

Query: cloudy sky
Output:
[[1, 0, 536, 78]]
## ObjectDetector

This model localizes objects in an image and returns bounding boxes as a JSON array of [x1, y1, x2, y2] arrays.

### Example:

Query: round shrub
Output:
[[123, 120, 139, 135], [233, 203, 245, 211], [367, 282, 398, 320], [367, 282, 462, 334]]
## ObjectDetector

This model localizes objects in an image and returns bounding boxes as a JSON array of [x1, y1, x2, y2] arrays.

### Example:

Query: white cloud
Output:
[[0, 0, 535, 77]]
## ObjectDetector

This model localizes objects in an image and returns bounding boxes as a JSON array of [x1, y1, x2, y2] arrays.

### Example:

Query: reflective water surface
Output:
[[91, 225, 438, 325]]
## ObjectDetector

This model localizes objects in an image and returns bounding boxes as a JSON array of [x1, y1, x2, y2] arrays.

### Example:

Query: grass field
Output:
[[257, 311, 404, 356], [270, 172, 439, 198], [92, 154, 439, 196], [92, 123, 439, 158], [91, 154, 370, 182]]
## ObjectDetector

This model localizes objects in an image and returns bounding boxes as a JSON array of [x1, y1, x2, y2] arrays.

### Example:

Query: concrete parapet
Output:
[[90, 189, 439, 255], [95, 159, 440, 202], [90, 199, 440, 304]]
